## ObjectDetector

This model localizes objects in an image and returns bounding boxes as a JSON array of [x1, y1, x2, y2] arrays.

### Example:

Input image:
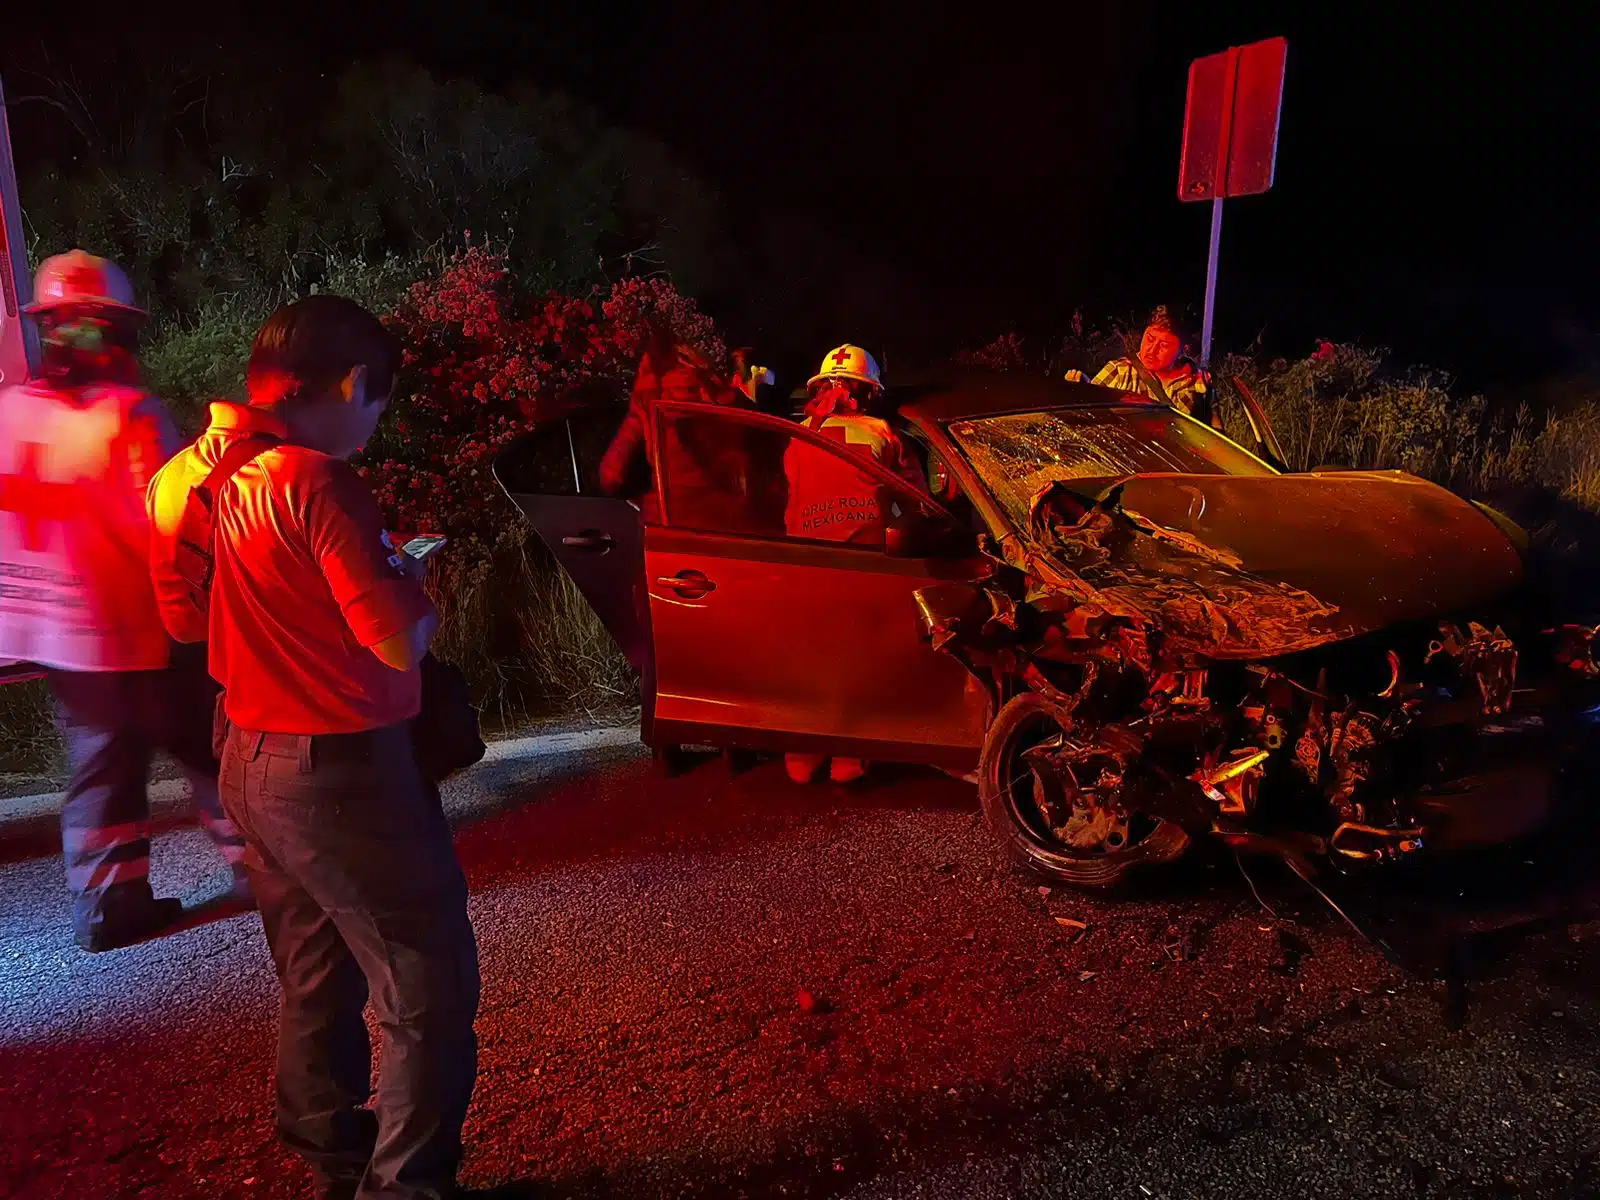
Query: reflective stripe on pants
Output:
[[49, 650, 229, 934]]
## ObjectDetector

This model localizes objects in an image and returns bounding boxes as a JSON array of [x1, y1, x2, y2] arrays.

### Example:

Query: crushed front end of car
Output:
[[914, 468, 1600, 888]]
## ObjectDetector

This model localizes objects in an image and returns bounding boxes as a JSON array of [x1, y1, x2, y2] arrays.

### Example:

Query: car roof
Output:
[[889, 372, 1160, 425]]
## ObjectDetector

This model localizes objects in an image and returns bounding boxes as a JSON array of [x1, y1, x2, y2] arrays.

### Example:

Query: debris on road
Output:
[[1079, 970, 1098, 982], [796, 988, 832, 1015], [1053, 917, 1088, 931]]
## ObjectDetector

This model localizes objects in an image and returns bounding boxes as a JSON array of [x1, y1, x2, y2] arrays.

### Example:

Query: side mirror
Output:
[[885, 511, 976, 559]]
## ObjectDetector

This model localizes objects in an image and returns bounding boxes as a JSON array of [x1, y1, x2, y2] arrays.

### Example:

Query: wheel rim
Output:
[[991, 704, 1176, 867]]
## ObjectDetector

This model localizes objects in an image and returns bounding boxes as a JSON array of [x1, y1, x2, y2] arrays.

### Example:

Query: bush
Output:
[[362, 246, 725, 712], [141, 252, 432, 432]]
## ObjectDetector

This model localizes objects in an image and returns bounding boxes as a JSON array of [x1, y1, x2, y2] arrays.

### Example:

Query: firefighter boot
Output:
[[785, 753, 824, 784], [76, 889, 185, 953], [829, 758, 868, 784]]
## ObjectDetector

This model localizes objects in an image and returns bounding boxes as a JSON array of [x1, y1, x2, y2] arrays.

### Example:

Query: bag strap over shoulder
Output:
[[193, 435, 281, 512], [174, 435, 281, 595]]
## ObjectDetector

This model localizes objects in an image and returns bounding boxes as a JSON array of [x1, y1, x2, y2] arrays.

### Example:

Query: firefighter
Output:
[[0, 250, 247, 952], [1067, 306, 1215, 426], [782, 343, 925, 786]]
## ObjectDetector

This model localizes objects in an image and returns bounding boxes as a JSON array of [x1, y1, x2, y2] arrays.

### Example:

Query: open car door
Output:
[[1225, 375, 1289, 470], [0, 76, 36, 390], [641, 401, 993, 769], [0, 76, 43, 686], [492, 405, 654, 721]]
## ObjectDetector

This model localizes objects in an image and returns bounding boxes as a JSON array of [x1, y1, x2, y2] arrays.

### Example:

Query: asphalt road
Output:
[[2, 734, 1598, 1200]]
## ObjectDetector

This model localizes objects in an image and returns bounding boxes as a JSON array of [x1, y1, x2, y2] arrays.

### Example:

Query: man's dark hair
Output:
[[1146, 304, 1190, 342], [247, 295, 400, 405]]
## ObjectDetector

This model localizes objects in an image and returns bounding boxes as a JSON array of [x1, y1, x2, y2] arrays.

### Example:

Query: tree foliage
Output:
[[12, 47, 726, 325]]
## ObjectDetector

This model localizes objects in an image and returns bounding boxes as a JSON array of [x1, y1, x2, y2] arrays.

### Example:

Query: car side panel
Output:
[[646, 525, 991, 766]]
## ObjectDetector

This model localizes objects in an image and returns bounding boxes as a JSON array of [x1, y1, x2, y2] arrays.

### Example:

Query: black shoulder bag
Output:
[[413, 651, 487, 783]]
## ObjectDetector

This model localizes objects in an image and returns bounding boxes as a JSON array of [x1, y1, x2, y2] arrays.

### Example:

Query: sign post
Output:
[[0, 77, 38, 387], [1178, 37, 1288, 366]]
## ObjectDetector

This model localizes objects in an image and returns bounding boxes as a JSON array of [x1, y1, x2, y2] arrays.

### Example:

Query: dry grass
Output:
[[1215, 346, 1600, 619], [426, 529, 636, 733], [0, 679, 62, 778]]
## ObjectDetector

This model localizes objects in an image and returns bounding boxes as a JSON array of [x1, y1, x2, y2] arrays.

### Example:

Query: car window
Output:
[[947, 405, 1275, 527], [656, 407, 940, 546]]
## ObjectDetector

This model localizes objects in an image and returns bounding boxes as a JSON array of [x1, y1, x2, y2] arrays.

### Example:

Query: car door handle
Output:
[[561, 530, 615, 553], [655, 570, 716, 598]]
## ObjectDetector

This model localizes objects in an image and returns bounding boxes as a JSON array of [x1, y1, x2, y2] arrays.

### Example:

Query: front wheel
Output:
[[978, 692, 1191, 888]]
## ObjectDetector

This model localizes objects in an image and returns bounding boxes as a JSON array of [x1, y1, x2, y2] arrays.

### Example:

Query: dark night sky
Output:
[[5, 3, 1596, 388]]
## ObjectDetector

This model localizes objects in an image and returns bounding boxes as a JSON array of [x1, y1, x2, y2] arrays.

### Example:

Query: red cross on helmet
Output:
[[25, 250, 145, 319], [807, 343, 883, 391]]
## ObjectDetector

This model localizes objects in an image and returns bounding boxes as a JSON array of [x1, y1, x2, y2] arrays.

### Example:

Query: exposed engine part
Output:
[[1327, 710, 1380, 822], [1378, 650, 1403, 700], [1242, 704, 1290, 751], [1146, 668, 1209, 713], [1329, 821, 1427, 862], [1190, 747, 1269, 817], [1428, 621, 1518, 715], [1549, 623, 1600, 678], [1019, 661, 1097, 718]]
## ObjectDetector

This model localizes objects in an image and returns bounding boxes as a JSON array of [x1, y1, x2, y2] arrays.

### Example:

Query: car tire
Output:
[[978, 692, 1191, 889]]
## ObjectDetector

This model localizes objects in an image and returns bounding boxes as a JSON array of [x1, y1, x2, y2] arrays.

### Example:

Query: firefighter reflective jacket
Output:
[[0, 381, 180, 670], [783, 412, 926, 542]]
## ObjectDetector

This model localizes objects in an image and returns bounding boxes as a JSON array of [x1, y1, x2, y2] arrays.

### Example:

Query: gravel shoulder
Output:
[[0, 748, 1596, 1199]]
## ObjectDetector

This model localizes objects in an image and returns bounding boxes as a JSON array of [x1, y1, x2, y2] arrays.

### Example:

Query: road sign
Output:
[[1177, 38, 1287, 367], [1179, 37, 1287, 202], [0, 77, 38, 388]]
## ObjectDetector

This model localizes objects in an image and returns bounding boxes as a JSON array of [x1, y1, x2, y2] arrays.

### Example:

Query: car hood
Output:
[[1004, 470, 1525, 661], [1107, 471, 1523, 639]]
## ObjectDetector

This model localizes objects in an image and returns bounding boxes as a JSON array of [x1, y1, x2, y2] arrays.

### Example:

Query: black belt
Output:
[[230, 724, 407, 761]]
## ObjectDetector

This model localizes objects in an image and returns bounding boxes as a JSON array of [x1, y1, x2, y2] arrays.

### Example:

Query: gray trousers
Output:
[[49, 644, 244, 936], [220, 722, 480, 1200]]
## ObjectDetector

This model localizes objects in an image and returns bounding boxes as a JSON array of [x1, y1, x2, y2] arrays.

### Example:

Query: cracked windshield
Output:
[[947, 406, 1274, 525]]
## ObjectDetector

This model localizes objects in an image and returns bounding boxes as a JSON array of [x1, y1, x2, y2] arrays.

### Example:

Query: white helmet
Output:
[[26, 250, 145, 318], [808, 343, 883, 391]]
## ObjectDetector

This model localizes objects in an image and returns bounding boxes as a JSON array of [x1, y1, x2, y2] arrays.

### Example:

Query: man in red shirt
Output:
[[147, 296, 478, 1200]]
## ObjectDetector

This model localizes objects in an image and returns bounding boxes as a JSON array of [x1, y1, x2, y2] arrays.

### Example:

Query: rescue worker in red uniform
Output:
[[1067, 306, 1215, 426], [783, 343, 926, 786], [147, 296, 478, 1200], [0, 251, 247, 951], [599, 333, 763, 525]]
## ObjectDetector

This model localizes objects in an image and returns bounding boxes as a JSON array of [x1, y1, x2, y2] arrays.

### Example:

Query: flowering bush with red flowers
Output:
[[364, 246, 725, 561], [353, 246, 727, 713]]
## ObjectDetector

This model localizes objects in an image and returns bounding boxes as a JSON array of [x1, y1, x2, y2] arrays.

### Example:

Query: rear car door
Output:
[[645, 401, 992, 769], [492, 406, 652, 681]]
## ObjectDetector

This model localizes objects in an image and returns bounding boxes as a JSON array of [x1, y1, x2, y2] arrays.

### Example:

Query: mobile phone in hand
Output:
[[401, 534, 448, 561]]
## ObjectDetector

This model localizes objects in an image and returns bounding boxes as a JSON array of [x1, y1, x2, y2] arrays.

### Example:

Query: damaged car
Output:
[[494, 374, 1599, 887]]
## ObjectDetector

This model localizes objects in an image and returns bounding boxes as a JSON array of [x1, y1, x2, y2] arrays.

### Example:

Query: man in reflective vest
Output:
[[782, 343, 926, 786], [0, 250, 247, 952]]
